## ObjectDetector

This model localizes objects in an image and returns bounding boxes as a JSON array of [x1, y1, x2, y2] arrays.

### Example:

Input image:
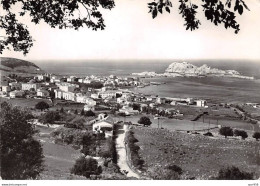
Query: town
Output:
[[1, 72, 260, 180]]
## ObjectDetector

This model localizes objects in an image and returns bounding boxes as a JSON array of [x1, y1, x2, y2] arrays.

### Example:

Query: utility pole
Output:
[[208, 119, 210, 133]]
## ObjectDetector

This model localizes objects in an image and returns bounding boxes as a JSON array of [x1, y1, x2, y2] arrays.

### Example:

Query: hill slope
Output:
[[0, 57, 45, 74]]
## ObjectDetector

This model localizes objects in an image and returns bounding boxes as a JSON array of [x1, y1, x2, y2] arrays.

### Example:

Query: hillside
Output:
[[0, 57, 45, 74]]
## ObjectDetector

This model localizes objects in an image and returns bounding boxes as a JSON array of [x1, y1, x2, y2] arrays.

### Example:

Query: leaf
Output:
[[166, 6, 170, 13], [152, 9, 158, 19], [228, 2, 231, 8], [148, 2, 157, 6], [238, 5, 243, 15]]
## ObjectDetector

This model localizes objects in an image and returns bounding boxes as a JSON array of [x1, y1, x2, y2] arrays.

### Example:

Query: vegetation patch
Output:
[[125, 130, 144, 170], [132, 127, 258, 179]]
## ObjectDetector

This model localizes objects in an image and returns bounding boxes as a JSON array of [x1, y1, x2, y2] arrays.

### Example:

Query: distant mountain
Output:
[[0, 57, 44, 74], [132, 62, 254, 79]]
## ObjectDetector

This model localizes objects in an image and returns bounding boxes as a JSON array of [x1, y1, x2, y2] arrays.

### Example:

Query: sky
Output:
[[1, 0, 260, 61]]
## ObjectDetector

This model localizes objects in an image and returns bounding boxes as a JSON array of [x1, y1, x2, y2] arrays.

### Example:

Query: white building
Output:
[[156, 97, 166, 104], [9, 82, 21, 90], [36, 74, 47, 81], [56, 82, 79, 92], [21, 83, 41, 91], [1, 86, 11, 93], [54, 89, 76, 101], [9, 90, 25, 98], [92, 120, 114, 138], [196, 100, 207, 107], [98, 90, 118, 99], [37, 89, 50, 98], [91, 93, 99, 99], [119, 106, 139, 115], [67, 76, 76, 82]]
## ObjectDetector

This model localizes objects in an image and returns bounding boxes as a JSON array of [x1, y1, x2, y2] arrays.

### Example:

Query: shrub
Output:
[[39, 111, 61, 124], [51, 127, 91, 145], [70, 156, 102, 178], [219, 126, 233, 138], [252, 132, 260, 141], [35, 101, 49, 111], [148, 165, 182, 180], [234, 129, 248, 140], [125, 130, 144, 170], [216, 166, 254, 180], [138, 116, 152, 126], [203, 132, 213, 136], [85, 110, 96, 117]]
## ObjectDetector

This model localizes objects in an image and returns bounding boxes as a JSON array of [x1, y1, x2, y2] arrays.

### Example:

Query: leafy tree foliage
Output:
[[234, 129, 248, 140], [252, 132, 260, 141], [216, 166, 254, 180], [85, 110, 96, 117], [0, 0, 249, 55], [148, 164, 183, 180], [38, 111, 61, 124], [219, 126, 233, 138], [0, 102, 44, 179], [35, 101, 50, 111], [138, 116, 152, 126], [148, 0, 249, 33], [70, 156, 102, 178]]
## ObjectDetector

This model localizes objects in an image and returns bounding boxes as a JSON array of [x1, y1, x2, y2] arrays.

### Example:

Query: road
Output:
[[115, 124, 140, 178]]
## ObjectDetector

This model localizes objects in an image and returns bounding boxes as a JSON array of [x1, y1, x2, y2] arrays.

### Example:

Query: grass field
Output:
[[34, 125, 85, 180], [0, 97, 52, 108], [132, 127, 259, 179]]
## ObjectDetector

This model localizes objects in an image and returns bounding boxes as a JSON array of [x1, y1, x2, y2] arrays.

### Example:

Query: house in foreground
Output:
[[92, 114, 114, 138]]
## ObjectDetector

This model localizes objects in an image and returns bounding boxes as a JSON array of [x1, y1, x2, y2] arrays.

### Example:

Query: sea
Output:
[[34, 59, 260, 102], [35, 59, 260, 79]]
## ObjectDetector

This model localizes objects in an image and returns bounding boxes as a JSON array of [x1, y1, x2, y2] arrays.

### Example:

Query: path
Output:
[[115, 124, 140, 178]]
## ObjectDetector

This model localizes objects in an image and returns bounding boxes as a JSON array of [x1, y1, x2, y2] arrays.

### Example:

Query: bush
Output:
[[148, 165, 182, 180], [125, 130, 144, 170], [70, 156, 102, 178], [234, 129, 248, 140], [203, 132, 213, 136], [35, 101, 49, 111], [219, 126, 233, 138], [216, 166, 254, 180], [39, 111, 61, 124], [51, 127, 91, 145], [252, 132, 260, 141], [85, 110, 96, 117], [138, 116, 152, 126]]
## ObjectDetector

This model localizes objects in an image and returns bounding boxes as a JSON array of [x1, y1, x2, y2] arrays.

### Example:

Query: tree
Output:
[[70, 156, 101, 178], [80, 109, 85, 116], [60, 107, 65, 113], [234, 129, 248, 140], [0, 0, 249, 55], [219, 126, 233, 138], [85, 110, 96, 117], [39, 111, 61, 124], [252, 132, 260, 141], [216, 166, 254, 180], [132, 103, 140, 111], [138, 116, 152, 126], [148, 164, 182, 180], [35, 101, 50, 111], [0, 102, 44, 179]]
